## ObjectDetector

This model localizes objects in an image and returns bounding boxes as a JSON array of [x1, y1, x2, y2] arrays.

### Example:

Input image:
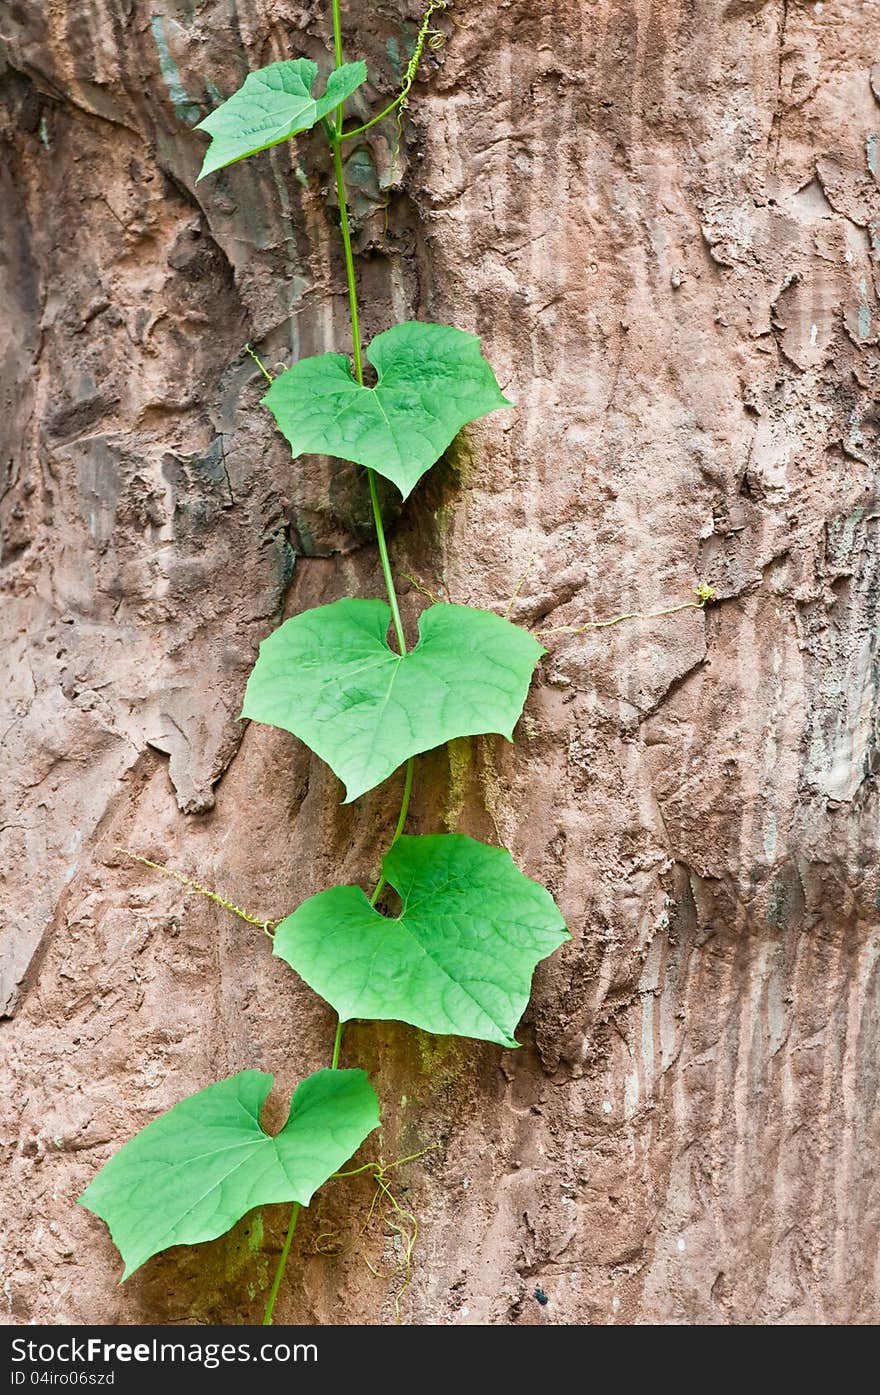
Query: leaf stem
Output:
[[262, 1202, 300, 1325]]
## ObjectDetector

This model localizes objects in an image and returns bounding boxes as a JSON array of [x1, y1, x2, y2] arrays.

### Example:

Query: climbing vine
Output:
[[78, 1, 571, 1323]]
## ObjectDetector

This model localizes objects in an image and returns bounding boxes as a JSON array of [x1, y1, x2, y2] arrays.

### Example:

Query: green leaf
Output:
[[78, 1068, 379, 1279], [241, 599, 544, 803], [195, 59, 367, 179], [263, 321, 512, 497], [274, 834, 569, 1048]]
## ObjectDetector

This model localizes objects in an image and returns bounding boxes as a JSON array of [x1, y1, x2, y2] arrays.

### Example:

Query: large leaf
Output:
[[195, 59, 367, 179], [78, 1069, 379, 1279], [263, 321, 511, 497], [241, 599, 544, 803], [274, 834, 569, 1047]]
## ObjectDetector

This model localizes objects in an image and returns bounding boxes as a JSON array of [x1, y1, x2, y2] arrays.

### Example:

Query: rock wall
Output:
[[1, 0, 877, 1325]]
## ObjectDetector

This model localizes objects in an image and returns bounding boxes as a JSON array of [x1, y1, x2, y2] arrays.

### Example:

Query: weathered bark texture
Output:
[[2, 0, 878, 1326]]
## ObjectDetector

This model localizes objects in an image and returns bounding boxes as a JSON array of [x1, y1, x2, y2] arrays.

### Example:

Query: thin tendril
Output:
[[317, 1144, 439, 1321], [245, 343, 273, 382], [340, 1, 447, 143], [535, 583, 717, 639], [399, 572, 444, 605], [114, 848, 278, 937]]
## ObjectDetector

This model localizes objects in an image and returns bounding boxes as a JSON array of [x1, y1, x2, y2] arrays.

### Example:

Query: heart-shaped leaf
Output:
[[78, 1068, 379, 1279], [195, 59, 367, 180], [274, 834, 569, 1047], [241, 599, 544, 802], [263, 321, 511, 497]]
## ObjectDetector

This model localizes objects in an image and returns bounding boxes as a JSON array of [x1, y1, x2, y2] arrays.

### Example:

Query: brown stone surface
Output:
[[1, 0, 878, 1325]]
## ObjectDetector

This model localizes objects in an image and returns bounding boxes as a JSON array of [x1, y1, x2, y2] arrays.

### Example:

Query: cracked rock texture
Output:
[[1, 0, 878, 1326]]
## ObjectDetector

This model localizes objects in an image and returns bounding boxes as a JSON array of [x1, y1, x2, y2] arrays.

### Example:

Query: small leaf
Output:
[[241, 599, 544, 802], [274, 834, 569, 1047], [195, 59, 367, 179], [78, 1068, 379, 1279], [263, 321, 511, 497]]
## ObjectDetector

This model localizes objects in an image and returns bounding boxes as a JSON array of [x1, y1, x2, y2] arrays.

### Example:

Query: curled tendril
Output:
[[343, 0, 450, 148], [244, 343, 273, 383], [314, 1144, 439, 1322]]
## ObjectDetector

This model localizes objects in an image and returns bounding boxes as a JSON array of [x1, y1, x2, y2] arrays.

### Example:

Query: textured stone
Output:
[[0, 0, 878, 1326]]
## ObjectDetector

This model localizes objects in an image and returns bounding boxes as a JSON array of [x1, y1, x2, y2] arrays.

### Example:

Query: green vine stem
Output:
[[329, 137, 365, 383], [330, 1018, 344, 1070], [262, 1203, 300, 1326], [370, 758, 414, 906], [367, 469, 407, 653]]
